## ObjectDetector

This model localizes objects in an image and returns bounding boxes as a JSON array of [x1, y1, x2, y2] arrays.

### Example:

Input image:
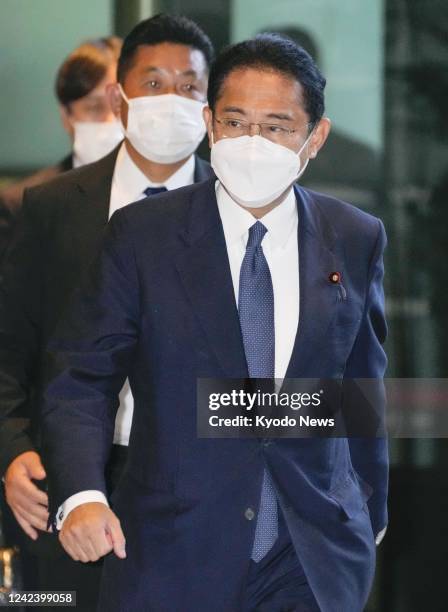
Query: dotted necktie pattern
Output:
[[238, 221, 278, 562]]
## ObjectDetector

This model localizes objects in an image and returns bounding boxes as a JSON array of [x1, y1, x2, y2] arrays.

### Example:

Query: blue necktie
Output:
[[144, 186, 167, 197], [238, 221, 278, 562]]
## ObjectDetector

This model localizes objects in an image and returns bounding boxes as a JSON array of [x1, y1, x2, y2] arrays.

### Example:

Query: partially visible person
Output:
[[0, 36, 122, 255], [0, 14, 214, 611], [57, 36, 123, 170]]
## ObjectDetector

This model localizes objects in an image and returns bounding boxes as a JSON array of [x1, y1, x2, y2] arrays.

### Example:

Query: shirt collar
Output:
[[72, 153, 82, 169], [216, 181, 298, 250], [162, 153, 196, 190], [112, 142, 196, 200]]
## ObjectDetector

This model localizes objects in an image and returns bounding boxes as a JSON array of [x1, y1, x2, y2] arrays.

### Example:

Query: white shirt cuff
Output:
[[375, 525, 387, 545], [56, 490, 109, 530]]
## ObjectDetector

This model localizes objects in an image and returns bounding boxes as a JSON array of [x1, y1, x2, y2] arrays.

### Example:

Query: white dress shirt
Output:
[[108, 143, 195, 221], [56, 144, 195, 528]]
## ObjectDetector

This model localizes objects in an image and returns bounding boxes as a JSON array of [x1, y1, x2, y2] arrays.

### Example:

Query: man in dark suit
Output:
[[42, 34, 388, 611], [0, 14, 214, 610], [0, 37, 122, 257]]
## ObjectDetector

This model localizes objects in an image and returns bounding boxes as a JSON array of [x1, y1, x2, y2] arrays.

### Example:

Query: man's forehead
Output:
[[132, 43, 206, 74], [217, 68, 305, 111], [222, 68, 303, 96]]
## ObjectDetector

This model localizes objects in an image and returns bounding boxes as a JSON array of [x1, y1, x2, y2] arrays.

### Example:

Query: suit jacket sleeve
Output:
[[0, 189, 44, 476], [344, 218, 388, 538], [41, 209, 139, 526]]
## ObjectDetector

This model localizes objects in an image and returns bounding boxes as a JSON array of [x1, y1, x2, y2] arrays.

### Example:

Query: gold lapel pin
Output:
[[329, 272, 341, 284], [329, 271, 346, 300]]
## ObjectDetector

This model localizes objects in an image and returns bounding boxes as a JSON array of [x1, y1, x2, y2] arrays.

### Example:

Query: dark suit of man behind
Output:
[[41, 175, 387, 611]]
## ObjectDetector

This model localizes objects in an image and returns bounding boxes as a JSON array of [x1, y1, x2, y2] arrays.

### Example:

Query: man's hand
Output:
[[59, 502, 126, 563], [4, 451, 49, 540]]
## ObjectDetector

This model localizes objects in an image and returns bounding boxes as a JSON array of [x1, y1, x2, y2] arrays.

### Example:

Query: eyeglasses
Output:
[[213, 117, 314, 145]]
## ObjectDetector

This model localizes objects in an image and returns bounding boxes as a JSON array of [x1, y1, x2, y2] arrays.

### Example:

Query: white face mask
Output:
[[210, 132, 314, 208], [119, 85, 207, 164], [72, 121, 123, 166]]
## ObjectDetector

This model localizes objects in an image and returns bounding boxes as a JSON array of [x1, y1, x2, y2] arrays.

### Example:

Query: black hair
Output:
[[207, 33, 326, 126], [260, 27, 320, 66], [56, 37, 122, 106], [117, 14, 215, 83]]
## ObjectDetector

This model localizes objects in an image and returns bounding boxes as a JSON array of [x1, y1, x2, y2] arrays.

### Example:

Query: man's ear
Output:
[[203, 106, 213, 148], [107, 83, 123, 121], [59, 105, 74, 138], [308, 117, 331, 159]]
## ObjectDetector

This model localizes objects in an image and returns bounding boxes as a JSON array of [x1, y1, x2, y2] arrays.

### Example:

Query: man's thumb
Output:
[[27, 455, 46, 480], [108, 517, 126, 559]]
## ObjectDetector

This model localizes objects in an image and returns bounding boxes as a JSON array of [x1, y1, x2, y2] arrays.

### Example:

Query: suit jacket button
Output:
[[244, 507, 255, 521]]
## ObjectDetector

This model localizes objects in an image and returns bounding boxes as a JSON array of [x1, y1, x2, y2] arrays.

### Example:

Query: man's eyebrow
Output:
[[219, 108, 294, 120], [139, 67, 199, 78], [178, 69, 199, 78], [221, 106, 246, 115], [140, 66, 163, 73], [265, 112, 294, 121]]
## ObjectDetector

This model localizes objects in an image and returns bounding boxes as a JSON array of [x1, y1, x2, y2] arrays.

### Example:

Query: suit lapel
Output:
[[174, 179, 248, 378], [285, 186, 341, 378], [75, 146, 120, 227], [58, 147, 120, 267]]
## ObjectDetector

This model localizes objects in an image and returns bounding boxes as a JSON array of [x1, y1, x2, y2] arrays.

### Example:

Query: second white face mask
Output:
[[73, 121, 124, 166], [211, 134, 313, 208], [120, 86, 207, 164]]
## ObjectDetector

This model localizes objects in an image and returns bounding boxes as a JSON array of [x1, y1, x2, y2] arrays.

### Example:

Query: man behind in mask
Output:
[[41, 34, 388, 612], [0, 14, 214, 611], [0, 37, 123, 255]]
